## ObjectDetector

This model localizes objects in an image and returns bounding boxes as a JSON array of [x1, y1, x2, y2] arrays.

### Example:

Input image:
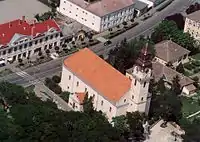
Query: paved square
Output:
[[0, 0, 50, 24]]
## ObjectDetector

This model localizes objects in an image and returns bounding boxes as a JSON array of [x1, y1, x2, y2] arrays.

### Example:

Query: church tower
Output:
[[128, 43, 152, 115]]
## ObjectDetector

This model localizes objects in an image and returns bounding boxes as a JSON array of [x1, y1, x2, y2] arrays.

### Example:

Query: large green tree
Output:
[[0, 82, 120, 142]]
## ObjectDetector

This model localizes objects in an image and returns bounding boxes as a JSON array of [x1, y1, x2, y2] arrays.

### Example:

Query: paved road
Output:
[[90, 0, 196, 55], [0, 0, 196, 87]]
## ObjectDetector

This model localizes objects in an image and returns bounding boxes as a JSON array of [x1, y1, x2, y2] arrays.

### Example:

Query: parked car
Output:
[[104, 40, 112, 46], [50, 53, 59, 60]]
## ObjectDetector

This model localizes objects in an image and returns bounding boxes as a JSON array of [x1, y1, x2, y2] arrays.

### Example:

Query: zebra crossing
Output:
[[15, 70, 40, 86]]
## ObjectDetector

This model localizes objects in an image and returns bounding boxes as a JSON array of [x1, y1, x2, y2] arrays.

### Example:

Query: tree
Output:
[[45, 49, 50, 55], [34, 14, 40, 21], [0, 82, 120, 142], [165, 13, 184, 30], [171, 75, 181, 95], [157, 77, 165, 93], [52, 75, 61, 83], [60, 91, 70, 103], [82, 92, 94, 114], [176, 63, 185, 73]]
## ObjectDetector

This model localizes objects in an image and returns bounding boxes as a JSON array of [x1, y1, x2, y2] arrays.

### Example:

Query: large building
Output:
[[0, 16, 62, 65], [184, 10, 200, 42], [58, 0, 137, 32], [60, 47, 152, 120]]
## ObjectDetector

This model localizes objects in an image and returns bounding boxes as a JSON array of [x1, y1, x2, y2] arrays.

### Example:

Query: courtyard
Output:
[[0, 0, 50, 24]]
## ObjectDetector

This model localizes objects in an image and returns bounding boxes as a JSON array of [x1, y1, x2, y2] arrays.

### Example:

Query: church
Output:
[[60, 45, 152, 121]]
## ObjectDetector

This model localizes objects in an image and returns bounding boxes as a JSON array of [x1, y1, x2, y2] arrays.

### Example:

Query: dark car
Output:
[[104, 40, 112, 46]]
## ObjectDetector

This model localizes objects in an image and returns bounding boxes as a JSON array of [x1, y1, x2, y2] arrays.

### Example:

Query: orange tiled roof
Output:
[[76, 92, 86, 104], [64, 48, 131, 103]]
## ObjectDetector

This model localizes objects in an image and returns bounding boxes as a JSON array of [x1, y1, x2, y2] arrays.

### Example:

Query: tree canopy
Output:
[[0, 82, 120, 142]]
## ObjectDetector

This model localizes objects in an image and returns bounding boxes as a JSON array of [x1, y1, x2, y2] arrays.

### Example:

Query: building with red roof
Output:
[[0, 16, 63, 65], [60, 47, 153, 121]]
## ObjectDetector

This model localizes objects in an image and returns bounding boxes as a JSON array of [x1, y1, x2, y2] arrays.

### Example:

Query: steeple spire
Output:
[[135, 42, 152, 70]]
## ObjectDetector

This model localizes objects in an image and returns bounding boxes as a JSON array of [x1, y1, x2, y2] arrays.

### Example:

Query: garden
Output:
[[184, 60, 200, 76]]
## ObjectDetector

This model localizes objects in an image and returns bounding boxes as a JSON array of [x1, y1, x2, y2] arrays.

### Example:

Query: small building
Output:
[[0, 16, 63, 65], [184, 10, 200, 42], [58, 0, 137, 32], [152, 61, 196, 96], [60, 47, 153, 121], [137, 0, 166, 8], [154, 40, 190, 67]]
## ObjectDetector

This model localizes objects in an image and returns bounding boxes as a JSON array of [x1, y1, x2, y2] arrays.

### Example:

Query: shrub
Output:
[[193, 76, 199, 82], [194, 68, 199, 73], [52, 75, 61, 84], [53, 85, 62, 94], [60, 91, 70, 102]]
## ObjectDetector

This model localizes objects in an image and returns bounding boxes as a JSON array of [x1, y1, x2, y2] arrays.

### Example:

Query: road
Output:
[[0, 0, 196, 87]]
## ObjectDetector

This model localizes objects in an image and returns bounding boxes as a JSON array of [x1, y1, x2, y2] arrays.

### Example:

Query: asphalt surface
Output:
[[0, 0, 196, 87]]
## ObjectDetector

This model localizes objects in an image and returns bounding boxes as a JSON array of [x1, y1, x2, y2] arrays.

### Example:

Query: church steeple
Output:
[[135, 43, 152, 71]]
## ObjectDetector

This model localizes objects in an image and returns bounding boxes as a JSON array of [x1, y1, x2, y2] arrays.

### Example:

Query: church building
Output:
[[60, 46, 152, 121]]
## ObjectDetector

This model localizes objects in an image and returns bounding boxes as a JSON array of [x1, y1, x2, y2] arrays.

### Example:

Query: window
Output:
[[82, 11, 84, 13], [55, 33, 59, 38], [85, 88, 87, 92], [101, 100, 103, 106], [14, 47, 17, 51], [19, 46, 22, 50], [76, 81, 79, 86], [35, 40, 38, 45], [50, 35, 53, 39], [69, 75, 71, 80], [69, 11, 71, 13], [76, 8, 78, 10], [39, 38, 43, 43], [132, 95, 134, 99], [141, 97, 143, 101], [183, 54, 187, 59], [76, 14, 78, 17], [64, 1, 66, 3], [134, 80, 137, 86], [24, 44, 27, 48], [8, 48, 12, 53], [45, 36, 48, 41], [67, 86, 69, 89], [124, 99, 126, 103], [3, 50, 6, 55], [54, 42, 57, 46], [93, 94, 95, 98], [63, 8, 65, 10], [92, 23, 94, 25], [29, 42, 32, 47], [109, 107, 112, 112], [143, 82, 146, 88]]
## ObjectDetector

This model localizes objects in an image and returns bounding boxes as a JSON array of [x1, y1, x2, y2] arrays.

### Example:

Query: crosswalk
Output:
[[15, 70, 40, 86]]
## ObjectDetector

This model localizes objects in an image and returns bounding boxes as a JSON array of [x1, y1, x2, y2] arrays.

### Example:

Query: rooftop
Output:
[[68, 0, 135, 17], [187, 10, 200, 23], [64, 48, 131, 103], [0, 17, 60, 46], [76, 92, 86, 104], [152, 61, 194, 87], [155, 40, 190, 63]]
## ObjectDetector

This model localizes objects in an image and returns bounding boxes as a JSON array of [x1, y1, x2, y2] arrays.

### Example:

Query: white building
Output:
[[58, 0, 136, 32], [184, 10, 200, 42], [0, 16, 63, 65], [60, 47, 152, 121]]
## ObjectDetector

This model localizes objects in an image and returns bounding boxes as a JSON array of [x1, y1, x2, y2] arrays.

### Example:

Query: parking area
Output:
[[0, 0, 50, 24]]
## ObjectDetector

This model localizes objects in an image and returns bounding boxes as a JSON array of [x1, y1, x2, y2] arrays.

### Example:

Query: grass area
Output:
[[184, 69, 193, 77], [192, 53, 200, 60], [0, 69, 13, 77], [25, 85, 35, 93], [181, 96, 200, 118]]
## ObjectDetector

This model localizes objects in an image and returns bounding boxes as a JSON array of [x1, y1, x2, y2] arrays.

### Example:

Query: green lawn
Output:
[[192, 53, 200, 60], [181, 96, 200, 117]]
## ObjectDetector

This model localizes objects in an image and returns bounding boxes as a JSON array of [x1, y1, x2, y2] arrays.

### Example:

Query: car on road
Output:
[[50, 53, 59, 60], [104, 40, 112, 46]]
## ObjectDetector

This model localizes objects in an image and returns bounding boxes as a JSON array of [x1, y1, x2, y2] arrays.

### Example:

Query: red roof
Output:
[[76, 92, 86, 104], [0, 18, 60, 45]]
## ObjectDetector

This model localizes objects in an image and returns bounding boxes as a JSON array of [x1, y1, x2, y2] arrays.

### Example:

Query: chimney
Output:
[[9, 22, 12, 28], [31, 26, 35, 36], [23, 27, 26, 30], [22, 16, 25, 22], [2, 33, 5, 37], [33, 20, 36, 25]]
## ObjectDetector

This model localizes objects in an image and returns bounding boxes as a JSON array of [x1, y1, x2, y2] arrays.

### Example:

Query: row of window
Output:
[[134, 79, 146, 88]]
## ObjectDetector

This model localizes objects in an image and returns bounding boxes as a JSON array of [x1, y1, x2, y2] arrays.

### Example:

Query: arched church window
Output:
[[143, 82, 146, 88], [141, 97, 143, 101], [101, 100, 103, 106], [132, 95, 134, 99], [124, 99, 126, 103], [134, 80, 137, 86]]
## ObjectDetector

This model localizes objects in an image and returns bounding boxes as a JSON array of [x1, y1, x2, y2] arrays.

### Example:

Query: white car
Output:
[[50, 53, 59, 60]]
